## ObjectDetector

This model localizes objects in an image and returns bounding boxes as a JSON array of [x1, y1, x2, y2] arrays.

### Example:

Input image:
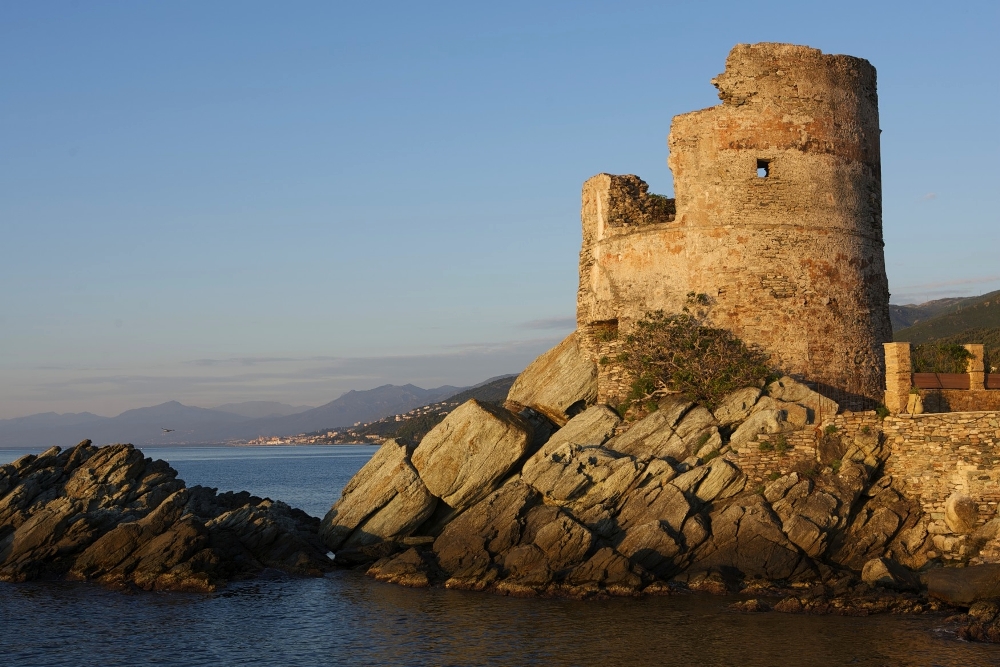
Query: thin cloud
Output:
[[920, 192, 937, 201], [2, 338, 558, 418], [896, 275, 1000, 291], [519, 316, 576, 330]]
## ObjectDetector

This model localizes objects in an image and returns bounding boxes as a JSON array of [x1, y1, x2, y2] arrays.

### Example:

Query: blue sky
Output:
[[1, 1, 997, 418]]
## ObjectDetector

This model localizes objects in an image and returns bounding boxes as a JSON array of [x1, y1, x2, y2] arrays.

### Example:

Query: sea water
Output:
[[2, 444, 999, 667]]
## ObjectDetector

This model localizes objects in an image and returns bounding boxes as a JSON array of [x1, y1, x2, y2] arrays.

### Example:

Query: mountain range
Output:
[[0, 383, 469, 448], [892, 290, 1000, 340]]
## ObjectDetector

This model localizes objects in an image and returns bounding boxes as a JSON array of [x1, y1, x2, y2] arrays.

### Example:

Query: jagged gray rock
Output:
[[505, 332, 597, 425], [533, 405, 621, 460], [861, 557, 920, 591], [0, 441, 331, 591], [712, 387, 761, 427], [521, 442, 644, 535], [729, 409, 788, 447], [412, 400, 532, 512], [606, 397, 719, 463], [319, 438, 436, 553], [765, 376, 838, 419]]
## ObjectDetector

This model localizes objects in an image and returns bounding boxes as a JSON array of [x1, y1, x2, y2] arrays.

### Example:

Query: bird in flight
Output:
[[162, 428, 175, 433]]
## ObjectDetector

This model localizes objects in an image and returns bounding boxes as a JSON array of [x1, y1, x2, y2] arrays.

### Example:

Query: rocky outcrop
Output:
[[505, 332, 597, 425], [0, 441, 331, 591], [928, 564, 1000, 606], [319, 438, 436, 560], [411, 400, 532, 512], [322, 342, 981, 628]]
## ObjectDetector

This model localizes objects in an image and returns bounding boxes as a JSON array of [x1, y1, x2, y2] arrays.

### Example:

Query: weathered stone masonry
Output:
[[577, 43, 892, 404], [883, 412, 1000, 562]]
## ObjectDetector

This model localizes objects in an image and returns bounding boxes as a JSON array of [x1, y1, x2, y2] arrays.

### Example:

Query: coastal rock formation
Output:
[[319, 438, 436, 561], [0, 441, 331, 591], [411, 400, 532, 511], [505, 332, 597, 425], [323, 347, 937, 602]]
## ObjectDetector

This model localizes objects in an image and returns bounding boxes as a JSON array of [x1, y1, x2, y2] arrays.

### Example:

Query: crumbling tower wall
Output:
[[577, 43, 892, 405]]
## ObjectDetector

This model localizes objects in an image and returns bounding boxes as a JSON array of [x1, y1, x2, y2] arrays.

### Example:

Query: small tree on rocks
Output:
[[619, 295, 773, 411]]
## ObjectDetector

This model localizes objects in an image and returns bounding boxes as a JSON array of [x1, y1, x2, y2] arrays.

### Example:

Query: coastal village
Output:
[[243, 401, 454, 446]]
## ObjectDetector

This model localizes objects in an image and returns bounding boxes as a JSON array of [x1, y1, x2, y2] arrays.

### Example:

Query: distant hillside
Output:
[[212, 401, 314, 419], [894, 291, 1000, 342], [889, 297, 970, 332], [315, 375, 518, 445], [0, 401, 250, 448], [0, 383, 472, 448]]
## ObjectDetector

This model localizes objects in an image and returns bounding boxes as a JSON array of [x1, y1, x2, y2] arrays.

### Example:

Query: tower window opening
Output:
[[756, 159, 770, 178]]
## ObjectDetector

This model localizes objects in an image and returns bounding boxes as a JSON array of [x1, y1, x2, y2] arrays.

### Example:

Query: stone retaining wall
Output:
[[723, 411, 883, 484], [725, 430, 818, 485], [920, 390, 1000, 414], [883, 412, 1000, 562]]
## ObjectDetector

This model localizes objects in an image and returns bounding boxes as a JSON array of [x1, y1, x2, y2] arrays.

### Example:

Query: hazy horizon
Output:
[[3, 2, 997, 419]]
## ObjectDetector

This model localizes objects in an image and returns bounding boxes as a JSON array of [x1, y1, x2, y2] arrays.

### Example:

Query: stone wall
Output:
[[920, 390, 1000, 414], [723, 410, 882, 485], [883, 412, 1000, 562], [577, 43, 892, 404], [724, 430, 818, 485]]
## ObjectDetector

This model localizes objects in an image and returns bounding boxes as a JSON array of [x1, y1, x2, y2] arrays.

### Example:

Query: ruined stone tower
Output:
[[577, 43, 892, 404]]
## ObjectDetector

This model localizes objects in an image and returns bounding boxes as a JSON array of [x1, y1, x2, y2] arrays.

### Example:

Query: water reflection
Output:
[[2, 445, 999, 666]]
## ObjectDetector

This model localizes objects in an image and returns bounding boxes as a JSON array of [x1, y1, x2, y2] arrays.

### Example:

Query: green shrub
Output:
[[767, 471, 782, 481], [824, 424, 839, 435], [912, 343, 974, 374], [758, 440, 774, 452], [599, 356, 610, 366], [830, 458, 842, 473], [754, 484, 765, 495], [701, 450, 720, 463], [774, 434, 790, 456], [860, 425, 871, 436], [875, 404, 890, 420], [619, 303, 772, 410]]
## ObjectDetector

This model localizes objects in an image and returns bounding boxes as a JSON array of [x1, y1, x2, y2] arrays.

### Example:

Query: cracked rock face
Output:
[[325, 338, 935, 602], [505, 332, 597, 426], [0, 441, 332, 591], [320, 438, 436, 553], [412, 400, 533, 512]]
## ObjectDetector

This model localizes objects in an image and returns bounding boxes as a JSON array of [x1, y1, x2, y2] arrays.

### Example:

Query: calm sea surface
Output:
[[2, 444, 1000, 666]]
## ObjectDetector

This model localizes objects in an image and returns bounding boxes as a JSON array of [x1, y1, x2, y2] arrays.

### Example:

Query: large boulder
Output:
[[531, 405, 621, 461], [752, 396, 811, 429], [606, 396, 719, 463], [319, 439, 436, 553], [412, 400, 532, 512], [861, 557, 921, 591], [505, 332, 598, 425], [946, 493, 979, 534], [765, 376, 839, 419], [928, 564, 1000, 605], [521, 442, 644, 535], [712, 387, 762, 427], [729, 409, 789, 448], [432, 479, 538, 588]]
